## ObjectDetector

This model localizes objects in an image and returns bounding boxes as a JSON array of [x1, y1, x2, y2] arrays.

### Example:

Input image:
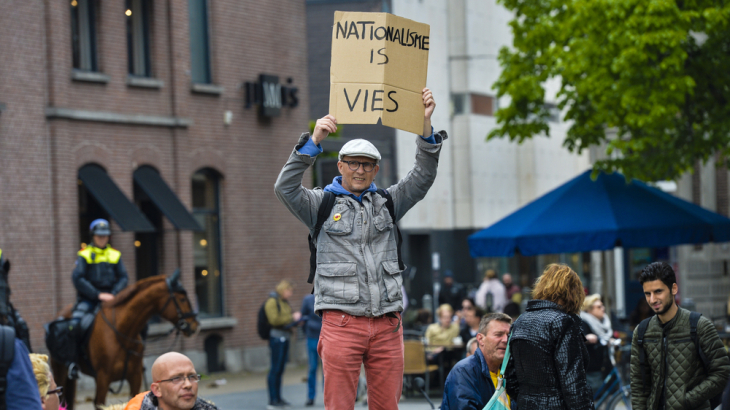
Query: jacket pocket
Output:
[[372, 196, 394, 232], [381, 260, 403, 302], [323, 202, 355, 235], [317, 262, 359, 304]]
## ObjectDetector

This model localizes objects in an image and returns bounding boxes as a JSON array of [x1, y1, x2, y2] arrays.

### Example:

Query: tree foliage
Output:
[[490, 0, 730, 181]]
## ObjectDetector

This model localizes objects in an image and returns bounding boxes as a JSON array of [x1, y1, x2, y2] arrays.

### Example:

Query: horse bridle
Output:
[[162, 277, 198, 335], [101, 277, 199, 396]]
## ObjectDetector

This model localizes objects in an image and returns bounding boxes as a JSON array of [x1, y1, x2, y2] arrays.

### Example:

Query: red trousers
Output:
[[318, 310, 404, 410]]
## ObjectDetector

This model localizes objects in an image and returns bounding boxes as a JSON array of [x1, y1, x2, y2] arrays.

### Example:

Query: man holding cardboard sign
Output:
[[329, 11, 431, 135], [274, 87, 445, 409]]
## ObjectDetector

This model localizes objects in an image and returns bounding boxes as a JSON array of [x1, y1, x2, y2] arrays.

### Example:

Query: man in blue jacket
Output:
[[442, 312, 515, 410]]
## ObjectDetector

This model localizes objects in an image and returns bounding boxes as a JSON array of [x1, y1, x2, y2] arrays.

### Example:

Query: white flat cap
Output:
[[338, 139, 381, 161]]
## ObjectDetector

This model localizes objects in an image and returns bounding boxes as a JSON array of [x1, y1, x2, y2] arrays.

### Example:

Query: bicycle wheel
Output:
[[607, 386, 632, 410]]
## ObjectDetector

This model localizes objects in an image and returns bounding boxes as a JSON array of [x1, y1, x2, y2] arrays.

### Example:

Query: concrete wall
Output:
[[393, 0, 590, 236], [675, 158, 730, 318]]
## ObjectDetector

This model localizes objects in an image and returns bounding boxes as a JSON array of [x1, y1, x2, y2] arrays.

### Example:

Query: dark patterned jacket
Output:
[[505, 300, 595, 410], [137, 391, 218, 410]]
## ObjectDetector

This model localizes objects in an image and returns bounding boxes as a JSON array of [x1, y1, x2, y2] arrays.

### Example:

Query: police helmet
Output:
[[90, 219, 111, 236]]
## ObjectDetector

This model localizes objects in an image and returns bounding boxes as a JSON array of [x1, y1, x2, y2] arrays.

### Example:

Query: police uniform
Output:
[[71, 220, 128, 318]]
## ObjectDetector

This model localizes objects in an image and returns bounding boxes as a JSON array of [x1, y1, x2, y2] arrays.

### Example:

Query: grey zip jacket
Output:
[[274, 131, 447, 317]]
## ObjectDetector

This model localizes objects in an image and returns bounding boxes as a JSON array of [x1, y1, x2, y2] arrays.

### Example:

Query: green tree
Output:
[[490, 0, 730, 181]]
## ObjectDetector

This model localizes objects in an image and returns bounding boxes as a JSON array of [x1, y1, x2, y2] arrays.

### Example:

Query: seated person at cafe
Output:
[[460, 306, 484, 348], [441, 313, 516, 410], [425, 304, 461, 375], [456, 297, 477, 325], [466, 337, 478, 357], [426, 304, 460, 346]]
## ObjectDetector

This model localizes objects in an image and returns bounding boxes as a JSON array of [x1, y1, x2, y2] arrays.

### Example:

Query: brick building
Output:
[[0, 0, 311, 373]]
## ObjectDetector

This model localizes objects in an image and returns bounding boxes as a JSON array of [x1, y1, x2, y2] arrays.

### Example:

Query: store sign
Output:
[[244, 74, 299, 118], [329, 11, 430, 134]]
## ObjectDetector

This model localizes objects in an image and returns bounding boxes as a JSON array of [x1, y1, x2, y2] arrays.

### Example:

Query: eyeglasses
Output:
[[155, 374, 202, 385], [341, 160, 376, 172], [47, 386, 63, 397]]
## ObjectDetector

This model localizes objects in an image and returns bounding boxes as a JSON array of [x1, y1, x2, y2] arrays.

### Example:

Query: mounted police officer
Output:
[[73, 219, 129, 315], [68, 219, 129, 375]]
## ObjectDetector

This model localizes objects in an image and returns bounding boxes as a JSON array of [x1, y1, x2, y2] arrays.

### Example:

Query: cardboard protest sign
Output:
[[329, 11, 430, 135]]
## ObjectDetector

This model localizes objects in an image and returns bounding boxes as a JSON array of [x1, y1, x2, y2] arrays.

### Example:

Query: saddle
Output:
[[45, 305, 99, 368]]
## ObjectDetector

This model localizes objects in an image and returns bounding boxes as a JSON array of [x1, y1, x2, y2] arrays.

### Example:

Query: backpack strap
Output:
[[636, 317, 652, 387], [377, 189, 405, 270], [689, 311, 711, 373], [0, 325, 16, 410], [308, 191, 336, 284]]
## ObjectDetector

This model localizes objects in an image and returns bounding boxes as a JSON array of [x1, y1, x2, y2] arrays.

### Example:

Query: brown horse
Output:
[[51, 270, 199, 409]]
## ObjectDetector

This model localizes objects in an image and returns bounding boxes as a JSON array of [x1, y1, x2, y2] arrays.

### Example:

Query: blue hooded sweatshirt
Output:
[[323, 176, 378, 202]]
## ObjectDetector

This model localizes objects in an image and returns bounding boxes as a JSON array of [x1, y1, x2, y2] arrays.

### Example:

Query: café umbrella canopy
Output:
[[468, 170, 730, 257]]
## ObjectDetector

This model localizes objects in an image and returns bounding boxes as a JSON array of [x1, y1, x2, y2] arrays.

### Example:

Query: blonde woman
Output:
[[505, 264, 595, 409], [29, 354, 60, 410], [425, 304, 460, 347], [425, 303, 461, 372]]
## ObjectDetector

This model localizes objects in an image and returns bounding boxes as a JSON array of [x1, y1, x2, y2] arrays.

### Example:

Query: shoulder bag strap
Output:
[[689, 311, 710, 373], [636, 317, 652, 386], [377, 189, 405, 270], [308, 191, 336, 284]]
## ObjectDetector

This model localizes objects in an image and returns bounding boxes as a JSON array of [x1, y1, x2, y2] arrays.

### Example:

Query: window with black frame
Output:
[[188, 0, 212, 84], [125, 0, 152, 77], [71, 0, 98, 71], [192, 169, 223, 317]]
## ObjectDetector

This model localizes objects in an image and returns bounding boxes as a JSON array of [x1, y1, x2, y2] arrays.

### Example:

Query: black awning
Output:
[[78, 164, 156, 232], [133, 166, 203, 231]]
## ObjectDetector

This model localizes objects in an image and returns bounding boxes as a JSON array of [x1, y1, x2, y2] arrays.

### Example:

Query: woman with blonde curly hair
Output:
[[29, 353, 61, 410], [505, 264, 595, 409]]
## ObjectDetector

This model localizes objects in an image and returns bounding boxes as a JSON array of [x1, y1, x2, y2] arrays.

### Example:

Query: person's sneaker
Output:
[[266, 402, 286, 409], [305, 399, 315, 406], [279, 399, 291, 407]]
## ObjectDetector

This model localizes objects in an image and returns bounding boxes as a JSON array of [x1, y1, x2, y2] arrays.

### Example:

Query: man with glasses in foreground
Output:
[[276, 88, 446, 409], [124, 352, 217, 410]]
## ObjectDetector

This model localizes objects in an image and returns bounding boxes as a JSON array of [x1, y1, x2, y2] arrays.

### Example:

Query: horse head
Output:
[[161, 269, 199, 336]]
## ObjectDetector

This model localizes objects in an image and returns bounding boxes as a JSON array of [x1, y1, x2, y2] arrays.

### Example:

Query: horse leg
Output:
[[50, 358, 67, 394], [126, 356, 144, 397], [94, 370, 110, 409], [64, 374, 77, 410], [50, 358, 74, 410]]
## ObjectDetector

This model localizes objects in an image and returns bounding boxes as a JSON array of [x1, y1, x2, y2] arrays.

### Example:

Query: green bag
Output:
[[482, 331, 513, 410]]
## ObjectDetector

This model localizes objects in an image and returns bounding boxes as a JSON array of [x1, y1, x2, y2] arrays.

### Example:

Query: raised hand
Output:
[[423, 88, 435, 120], [312, 114, 337, 145], [422, 88, 435, 137]]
